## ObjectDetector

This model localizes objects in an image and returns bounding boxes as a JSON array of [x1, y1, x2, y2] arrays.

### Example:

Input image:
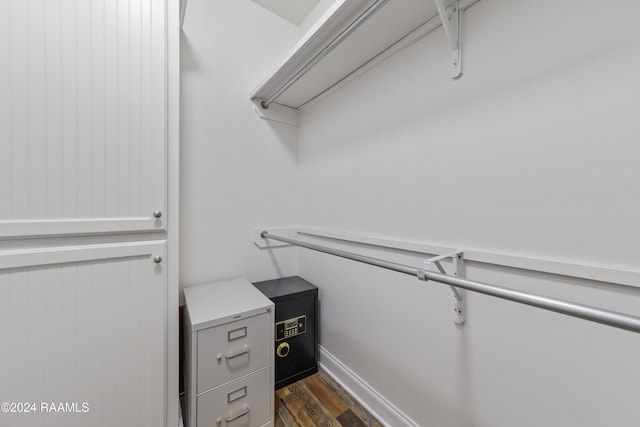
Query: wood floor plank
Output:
[[281, 387, 319, 427], [336, 409, 368, 427], [274, 370, 383, 427], [316, 371, 384, 427], [302, 373, 349, 417], [277, 386, 292, 400], [288, 381, 342, 427], [276, 401, 299, 427], [275, 388, 286, 413]]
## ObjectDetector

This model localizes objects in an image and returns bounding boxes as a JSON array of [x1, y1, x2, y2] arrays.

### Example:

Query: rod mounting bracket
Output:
[[423, 251, 465, 324], [251, 98, 299, 126], [433, 0, 462, 78]]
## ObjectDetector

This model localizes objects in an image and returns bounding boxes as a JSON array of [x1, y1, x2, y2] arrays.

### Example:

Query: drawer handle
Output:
[[225, 344, 250, 360], [224, 404, 250, 422]]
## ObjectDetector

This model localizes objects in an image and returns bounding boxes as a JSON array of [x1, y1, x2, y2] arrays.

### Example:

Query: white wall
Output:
[[180, 0, 301, 288], [297, 0, 640, 426], [299, 0, 338, 35]]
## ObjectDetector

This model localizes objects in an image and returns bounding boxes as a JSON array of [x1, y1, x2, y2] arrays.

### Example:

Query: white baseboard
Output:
[[318, 346, 418, 427]]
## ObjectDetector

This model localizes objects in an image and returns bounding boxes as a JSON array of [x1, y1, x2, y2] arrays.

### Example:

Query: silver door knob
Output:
[[153, 256, 163, 264], [153, 210, 163, 218]]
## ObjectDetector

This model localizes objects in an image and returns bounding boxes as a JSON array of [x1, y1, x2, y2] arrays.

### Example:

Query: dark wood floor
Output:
[[275, 370, 384, 427]]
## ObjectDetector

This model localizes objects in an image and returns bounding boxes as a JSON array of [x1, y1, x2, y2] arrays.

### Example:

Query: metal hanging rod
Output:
[[260, 231, 640, 334], [260, 0, 389, 109]]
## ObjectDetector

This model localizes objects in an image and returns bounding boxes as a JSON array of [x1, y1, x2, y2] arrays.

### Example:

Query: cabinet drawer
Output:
[[197, 367, 271, 427], [197, 313, 271, 394]]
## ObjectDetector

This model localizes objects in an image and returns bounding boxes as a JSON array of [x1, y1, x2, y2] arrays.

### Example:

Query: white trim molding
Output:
[[0, 240, 167, 270], [319, 346, 419, 427], [297, 227, 640, 289]]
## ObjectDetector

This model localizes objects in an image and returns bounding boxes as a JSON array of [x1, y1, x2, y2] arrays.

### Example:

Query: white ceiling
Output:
[[251, 0, 322, 26]]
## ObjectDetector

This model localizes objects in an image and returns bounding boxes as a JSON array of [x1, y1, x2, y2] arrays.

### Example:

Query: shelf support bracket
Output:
[[423, 251, 465, 324], [433, 0, 462, 78]]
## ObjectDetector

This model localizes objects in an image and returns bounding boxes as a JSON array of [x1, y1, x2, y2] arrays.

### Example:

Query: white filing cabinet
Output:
[[184, 278, 275, 427]]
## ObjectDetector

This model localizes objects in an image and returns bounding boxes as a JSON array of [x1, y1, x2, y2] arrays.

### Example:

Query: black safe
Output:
[[252, 276, 318, 389]]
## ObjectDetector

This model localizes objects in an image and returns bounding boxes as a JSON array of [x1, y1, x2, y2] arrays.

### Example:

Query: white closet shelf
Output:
[[249, 0, 477, 119]]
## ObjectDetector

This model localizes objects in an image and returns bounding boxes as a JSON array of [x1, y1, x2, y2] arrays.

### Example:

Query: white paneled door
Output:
[[0, 241, 167, 427], [0, 0, 175, 426], [0, 0, 167, 238]]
